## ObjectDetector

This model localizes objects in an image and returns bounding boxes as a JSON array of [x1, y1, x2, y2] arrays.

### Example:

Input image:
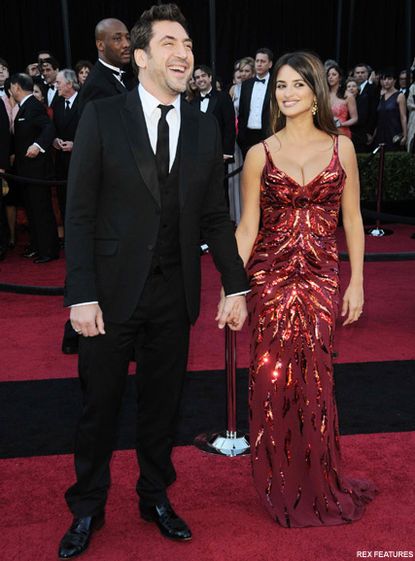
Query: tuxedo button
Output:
[[147, 244, 154, 251]]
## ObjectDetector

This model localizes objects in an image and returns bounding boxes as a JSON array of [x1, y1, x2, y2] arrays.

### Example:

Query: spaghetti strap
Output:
[[262, 140, 273, 165]]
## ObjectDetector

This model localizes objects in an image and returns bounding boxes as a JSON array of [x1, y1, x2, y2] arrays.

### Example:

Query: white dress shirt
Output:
[[247, 73, 270, 130], [138, 83, 180, 171], [64, 91, 78, 109], [199, 88, 212, 113]]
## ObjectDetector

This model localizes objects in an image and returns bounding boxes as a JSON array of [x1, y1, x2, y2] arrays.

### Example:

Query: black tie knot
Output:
[[158, 104, 174, 119], [255, 77, 266, 84], [48, 84, 55, 90], [202, 92, 211, 99]]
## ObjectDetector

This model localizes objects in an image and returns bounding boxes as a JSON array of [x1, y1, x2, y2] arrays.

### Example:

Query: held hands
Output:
[[341, 282, 364, 326], [70, 303, 105, 337], [215, 289, 248, 331]]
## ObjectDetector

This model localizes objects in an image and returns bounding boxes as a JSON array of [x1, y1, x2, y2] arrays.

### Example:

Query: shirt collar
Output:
[[256, 73, 270, 82], [360, 80, 368, 91], [98, 58, 123, 74], [138, 83, 181, 120], [65, 92, 78, 105], [201, 87, 213, 98], [19, 93, 33, 107]]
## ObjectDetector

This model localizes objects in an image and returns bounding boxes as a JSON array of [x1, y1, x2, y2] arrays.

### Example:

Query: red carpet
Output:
[[1, 432, 414, 561], [0, 258, 414, 381]]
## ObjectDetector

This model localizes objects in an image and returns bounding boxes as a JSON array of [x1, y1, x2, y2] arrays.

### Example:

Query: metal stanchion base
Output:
[[194, 431, 250, 457], [365, 227, 394, 237]]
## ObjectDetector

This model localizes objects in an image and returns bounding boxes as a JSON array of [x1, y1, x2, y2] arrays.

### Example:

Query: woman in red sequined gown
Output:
[[235, 52, 377, 528]]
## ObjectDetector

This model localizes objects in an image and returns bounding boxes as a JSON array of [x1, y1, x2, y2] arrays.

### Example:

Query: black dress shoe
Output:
[[58, 513, 105, 559], [22, 248, 38, 258], [33, 255, 59, 264], [140, 501, 192, 541]]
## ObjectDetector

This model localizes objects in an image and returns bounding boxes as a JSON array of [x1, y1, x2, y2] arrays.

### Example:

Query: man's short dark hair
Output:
[[10, 73, 34, 92], [0, 57, 9, 69], [130, 3, 189, 73], [354, 62, 371, 73], [41, 56, 60, 70], [193, 64, 212, 78], [256, 48, 274, 62]]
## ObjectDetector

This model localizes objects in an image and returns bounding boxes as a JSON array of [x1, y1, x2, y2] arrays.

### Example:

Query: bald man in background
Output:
[[77, 18, 133, 116], [62, 18, 133, 354]]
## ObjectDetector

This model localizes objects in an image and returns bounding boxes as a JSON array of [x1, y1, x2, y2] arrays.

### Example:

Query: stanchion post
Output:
[[365, 143, 393, 237], [194, 326, 250, 456]]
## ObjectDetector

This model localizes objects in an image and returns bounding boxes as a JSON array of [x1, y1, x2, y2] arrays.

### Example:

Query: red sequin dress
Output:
[[246, 137, 377, 528]]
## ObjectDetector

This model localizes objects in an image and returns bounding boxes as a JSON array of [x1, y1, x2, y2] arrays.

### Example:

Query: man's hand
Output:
[[216, 293, 248, 331], [61, 140, 74, 152], [53, 138, 64, 150], [25, 144, 40, 158], [70, 303, 105, 337]]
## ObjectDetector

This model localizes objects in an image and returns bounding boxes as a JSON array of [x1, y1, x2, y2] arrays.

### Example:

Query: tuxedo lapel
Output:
[[179, 99, 198, 208], [121, 88, 160, 207], [207, 92, 218, 113]]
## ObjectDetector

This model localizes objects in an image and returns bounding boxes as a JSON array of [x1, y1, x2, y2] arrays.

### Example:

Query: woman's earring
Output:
[[311, 98, 318, 116]]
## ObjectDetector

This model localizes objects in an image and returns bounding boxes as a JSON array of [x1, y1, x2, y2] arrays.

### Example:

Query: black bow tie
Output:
[[48, 84, 55, 90], [113, 71, 125, 80], [255, 77, 266, 84], [0, 86, 4, 92], [201, 92, 212, 99]]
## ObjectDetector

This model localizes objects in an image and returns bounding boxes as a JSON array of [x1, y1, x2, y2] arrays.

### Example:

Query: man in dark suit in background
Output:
[[41, 57, 61, 111], [352, 63, 379, 152], [61, 18, 132, 354], [77, 17, 132, 115], [237, 47, 273, 158], [10, 73, 58, 263], [192, 64, 236, 161], [0, 98, 10, 260], [53, 69, 80, 226], [58, 4, 248, 558]]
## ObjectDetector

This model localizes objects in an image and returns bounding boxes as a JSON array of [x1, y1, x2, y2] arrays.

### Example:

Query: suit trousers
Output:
[[65, 266, 191, 517], [22, 182, 59, 256]]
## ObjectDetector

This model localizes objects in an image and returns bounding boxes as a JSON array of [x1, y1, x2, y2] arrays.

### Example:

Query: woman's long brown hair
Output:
[[269, 51, 339, 136]]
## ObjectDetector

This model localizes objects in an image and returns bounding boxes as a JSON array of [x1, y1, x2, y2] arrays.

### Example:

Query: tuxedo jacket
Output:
[[191, 90, 236, 156], [65, 88, 248, 323], [13, 95, 55, 179], [53, 95, 80, 178], [354, 82, 379, 136], [77, 61, 131, 116], [237, 77, 272, 144]]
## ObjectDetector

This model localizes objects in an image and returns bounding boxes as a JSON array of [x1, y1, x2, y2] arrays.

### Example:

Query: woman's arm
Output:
[[341, 95, 358, 127], [338, 135, 365, 325], [397, 93, 408, 143], [235, 144, 264, 266]]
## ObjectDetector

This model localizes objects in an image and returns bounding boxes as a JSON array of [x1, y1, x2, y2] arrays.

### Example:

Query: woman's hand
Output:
[[341, 282, 364, 326]]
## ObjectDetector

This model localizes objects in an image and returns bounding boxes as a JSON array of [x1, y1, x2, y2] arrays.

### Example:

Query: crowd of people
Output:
[[1, 39, 414, 262]]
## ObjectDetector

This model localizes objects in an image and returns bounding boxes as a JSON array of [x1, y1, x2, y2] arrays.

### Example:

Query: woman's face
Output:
[[327, 67, 340, 88], [33, 84, 44, 103], [233, 69, 242, 85], [77, 66, 90, 85], [276, 64, 314, 119], [346, 80, 358, 96], [240, 64, 253, 81], [382, 76, 395, 91]]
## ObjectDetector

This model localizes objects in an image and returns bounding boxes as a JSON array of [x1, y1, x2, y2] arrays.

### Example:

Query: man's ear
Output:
[[96, 39, 104, 54], [134, 49, 147, 70]]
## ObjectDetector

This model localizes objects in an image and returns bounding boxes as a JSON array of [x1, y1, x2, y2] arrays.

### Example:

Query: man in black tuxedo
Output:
[[0, 98, 10, 259], [192, 64, 235, 160], [237, 47, 273, 158], [10, 73, 58, 263], [41, 57, 61, 111], [61, 18, 132, 355], [58, 4, 248, 558], [352, 63, 379, 152], [77, 18, 132, 116], [53, 69, 80, 224]]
